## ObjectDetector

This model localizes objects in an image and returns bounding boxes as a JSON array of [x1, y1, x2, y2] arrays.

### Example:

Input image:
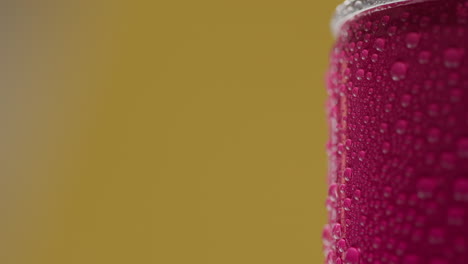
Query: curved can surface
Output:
[[325, 0, 468, 263]]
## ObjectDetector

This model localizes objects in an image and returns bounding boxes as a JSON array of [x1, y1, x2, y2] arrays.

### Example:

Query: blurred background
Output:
[[1, 0, 341, 263]]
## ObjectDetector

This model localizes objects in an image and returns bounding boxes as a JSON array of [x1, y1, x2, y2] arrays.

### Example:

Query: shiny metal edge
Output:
[[331, 0, 412, 37]]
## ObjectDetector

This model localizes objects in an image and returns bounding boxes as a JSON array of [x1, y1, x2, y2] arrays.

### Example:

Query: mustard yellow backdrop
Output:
[[2, 0, 341, 263]]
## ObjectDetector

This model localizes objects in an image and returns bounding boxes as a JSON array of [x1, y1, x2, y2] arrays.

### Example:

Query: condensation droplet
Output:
[[374, 38, 386, 52], [356, 69, 365, 80], [337, 143, 344, 155], [457, 138, 468, 158], [454, 178, 468, 202], [455, 236, 467, 252], [344, 247, 360, 264], [358, 151, 366, 161], [359, 216, 366, 227], [428, 103, 440, 117], [396, 193, 407, 205], [354, 189, 361, 201], [403, 255, 420, 264], [344, 198, 352, 211], [339, 184, 346, 195], [417, 177, 437, 199], [345, 139, 352, 150], [322, 224, 332, 248], [396, 241, 407, 256], [448, 72, 460, 86], [380, 123, 389, 133], [444, 48, 464, 68], [427, 128, 441, 143], [336, 257, 343, 264], [326, 251, 336, 264], [382, 142, 391, 154], [332, 223, 342, 239], [344, 168, 352, 181], [401, 11, 410, 22], [448, 207, 465, 226], [428, 228, 445, 244], [429, 259, 448, 264], [372, 237, 381, 249], [328, 184, 338, 202], [405, 32, 421, 48], [385, 103, 393, 113], [419, 51, 431, 64], [352, 87, 359, 97], [396, 120, 409, 134], [337, 238, 347, 253], [391, 62, 408, 81], [401, 94, 412, 108], [383, 186, 392, 198], [440, 152, 456, 170], [420, 16, 431, 27], [353, 0, 363, 9], [381, 15, 390, 25], [361, 49, 369, 60]]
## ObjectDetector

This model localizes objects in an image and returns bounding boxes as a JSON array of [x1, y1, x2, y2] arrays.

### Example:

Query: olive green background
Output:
[[2, 0, 341, 263]]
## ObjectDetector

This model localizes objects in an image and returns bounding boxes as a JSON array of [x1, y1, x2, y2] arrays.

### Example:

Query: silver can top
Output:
[[331, 0, 413, 37]]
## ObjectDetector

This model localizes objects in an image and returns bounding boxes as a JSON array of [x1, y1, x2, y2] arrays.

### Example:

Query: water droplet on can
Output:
[[391, 62, 408, 81]]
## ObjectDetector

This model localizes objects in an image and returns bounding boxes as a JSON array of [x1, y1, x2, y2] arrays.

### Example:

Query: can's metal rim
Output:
[[331, 0, 412, 37]]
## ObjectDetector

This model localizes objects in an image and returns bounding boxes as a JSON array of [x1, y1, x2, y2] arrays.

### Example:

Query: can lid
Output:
[[331, 0, 412, 37]]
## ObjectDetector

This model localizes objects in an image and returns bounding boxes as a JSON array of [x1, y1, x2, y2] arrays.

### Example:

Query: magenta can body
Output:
[[325, 0, 468, 263]]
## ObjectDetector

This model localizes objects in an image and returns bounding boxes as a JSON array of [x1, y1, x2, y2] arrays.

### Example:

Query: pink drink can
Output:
[[325, 0, 468, 263]]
